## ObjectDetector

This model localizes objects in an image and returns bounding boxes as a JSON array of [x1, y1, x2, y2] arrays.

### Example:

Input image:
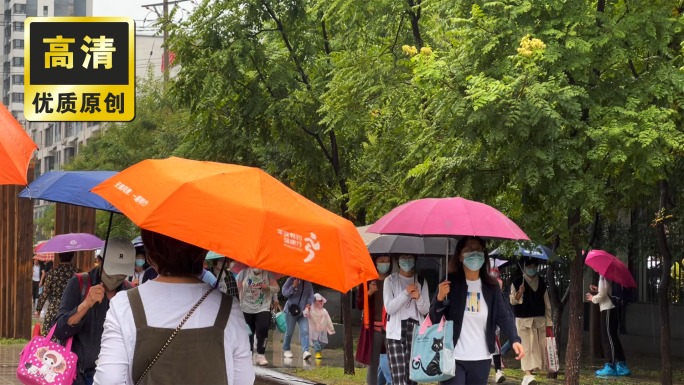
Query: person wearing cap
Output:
[[53, 238, 136, 385]]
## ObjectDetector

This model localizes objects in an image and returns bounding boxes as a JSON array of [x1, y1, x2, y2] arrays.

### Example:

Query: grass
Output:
[[0, 338, 28, 345], [290, 367, 369, 385]]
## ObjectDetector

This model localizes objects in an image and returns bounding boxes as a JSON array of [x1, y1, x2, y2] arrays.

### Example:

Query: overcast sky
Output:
[[94, 0, 196, 36]]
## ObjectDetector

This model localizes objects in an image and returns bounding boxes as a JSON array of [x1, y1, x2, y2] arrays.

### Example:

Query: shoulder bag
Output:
[[288, 280, 305, 317]]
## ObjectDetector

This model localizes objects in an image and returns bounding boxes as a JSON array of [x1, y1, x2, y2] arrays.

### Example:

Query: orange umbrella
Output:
[[92, 157, 378, 293], [0, 103, 37, 185]]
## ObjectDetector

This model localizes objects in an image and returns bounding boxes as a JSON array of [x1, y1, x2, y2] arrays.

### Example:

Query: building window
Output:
[[65, 122, 74, 137], [13, 22, 23, 32], [12, 57, 23, 67], [3, 44, 9, 55], [75, 122, 83, 133], [3, 78, 8, 90], [45, 125, 53, 146], [13, 39, 23, 49], [45, 156, 54, 172], [2, 96, 7, 106], [11, 110, 18, 119], [43, 6, 47, 16], [64, 147, 74, 163], [12, 75, 22, 85], [34, 160, 41, 179], [54, 122, 61, 141], [13, 4, 25, 14], [11, 93, 23, 102]]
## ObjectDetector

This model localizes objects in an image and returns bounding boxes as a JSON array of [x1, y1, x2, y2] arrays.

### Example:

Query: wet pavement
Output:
[[0, 330, 342, 385]]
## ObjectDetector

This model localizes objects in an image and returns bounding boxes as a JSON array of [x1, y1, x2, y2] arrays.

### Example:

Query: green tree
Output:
[[66, 70, 194, 242], [35, 204, 55, 241]]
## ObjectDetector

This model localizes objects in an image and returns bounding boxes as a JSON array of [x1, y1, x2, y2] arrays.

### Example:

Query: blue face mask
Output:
[[377, 263, 390, 274], [135, 259, 145, 267], [526, 267, 538, 276], [463, 251, 485, 271], [398, 259, 415, 272]]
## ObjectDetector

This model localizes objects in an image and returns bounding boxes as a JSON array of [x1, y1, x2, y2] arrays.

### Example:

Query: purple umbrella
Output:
[[39, 233, 104, 253]]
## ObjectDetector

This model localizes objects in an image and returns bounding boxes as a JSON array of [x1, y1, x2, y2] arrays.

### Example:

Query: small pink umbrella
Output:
[[230, 261, 285, 279], [585, 250, 637, 288], [367, 197, 529, 240]]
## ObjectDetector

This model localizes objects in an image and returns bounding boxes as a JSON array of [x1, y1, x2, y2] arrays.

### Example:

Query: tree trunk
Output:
[[564, 248, 585, 385], [341, 292, 355, 374], [656, 179, 673, 385], [564, 209, 598, 385]]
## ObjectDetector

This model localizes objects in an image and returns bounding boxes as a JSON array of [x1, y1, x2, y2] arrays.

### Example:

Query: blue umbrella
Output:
[[19, 171, 121, 282], [19, 171, 121, 213]]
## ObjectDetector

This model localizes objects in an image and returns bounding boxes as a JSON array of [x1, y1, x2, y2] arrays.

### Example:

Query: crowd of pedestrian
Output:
[[28, 229, 634, 385]]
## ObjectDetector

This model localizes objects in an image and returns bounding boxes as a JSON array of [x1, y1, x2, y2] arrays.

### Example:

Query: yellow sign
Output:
[[24, 17, 135, 122]]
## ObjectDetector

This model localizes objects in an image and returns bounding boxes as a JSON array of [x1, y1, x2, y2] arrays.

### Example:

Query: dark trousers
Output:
[[440, 360, 491, 385], [32, 281, 40, 300], [601, 307, 626, 365], [244, 311, 271, 355], [493, 354, 502, 371]]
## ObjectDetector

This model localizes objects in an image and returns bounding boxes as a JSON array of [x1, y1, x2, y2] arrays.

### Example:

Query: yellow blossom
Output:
[[518, 34, 546, 57], [420, 47, 433, 56], [402, 45, 418, 56]]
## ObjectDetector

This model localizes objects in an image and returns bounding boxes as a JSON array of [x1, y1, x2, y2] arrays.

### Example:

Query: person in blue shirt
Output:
[[282, 277, 314, 360]]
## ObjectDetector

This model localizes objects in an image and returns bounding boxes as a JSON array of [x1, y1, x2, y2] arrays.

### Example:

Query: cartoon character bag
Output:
[[409, 316, 455, 383], [16, 324, 77, 385]]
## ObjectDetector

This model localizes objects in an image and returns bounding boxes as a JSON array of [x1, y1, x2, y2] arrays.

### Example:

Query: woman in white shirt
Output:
[[236, 267, 280, 366], [94, 229, 254, 385], [586, 275, 630, 377], [383, 254, 430, 385], [431, 236, 524, 385]]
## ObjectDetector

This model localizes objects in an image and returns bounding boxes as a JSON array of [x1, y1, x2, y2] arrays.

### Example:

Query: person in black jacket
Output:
[[430, 236, 524, 385]]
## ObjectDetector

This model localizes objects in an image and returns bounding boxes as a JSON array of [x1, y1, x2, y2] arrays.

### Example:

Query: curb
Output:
[[254, 367, 324, 385]]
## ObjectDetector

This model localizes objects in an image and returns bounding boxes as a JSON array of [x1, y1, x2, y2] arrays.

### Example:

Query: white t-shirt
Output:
[[93, 281, 255, 385], [236, 269, 279, 314], [453, 279, 490, 361], [32, 265, 41, 281]]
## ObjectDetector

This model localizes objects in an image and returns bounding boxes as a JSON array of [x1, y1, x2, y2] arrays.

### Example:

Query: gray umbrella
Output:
[[367, 235, 456, 256]]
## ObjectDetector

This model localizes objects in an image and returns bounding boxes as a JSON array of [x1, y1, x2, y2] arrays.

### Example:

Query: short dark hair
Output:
[[141, 229, 207, 276], [58, 252, 75, 263]]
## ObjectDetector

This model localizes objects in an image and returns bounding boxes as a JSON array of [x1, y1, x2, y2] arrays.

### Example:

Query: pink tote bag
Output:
[[16, 325, 77, 385]]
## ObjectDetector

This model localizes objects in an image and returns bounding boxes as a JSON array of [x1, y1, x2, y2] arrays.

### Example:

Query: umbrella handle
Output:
[[443, 237, 450, 307]]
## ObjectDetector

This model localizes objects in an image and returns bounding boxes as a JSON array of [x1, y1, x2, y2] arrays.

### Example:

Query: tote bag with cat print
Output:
[[409, 316, 455, 383]]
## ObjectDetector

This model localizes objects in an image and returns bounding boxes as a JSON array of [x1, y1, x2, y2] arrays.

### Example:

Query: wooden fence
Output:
[[54, 203, 97, 273], [0, 166, 34, 340]]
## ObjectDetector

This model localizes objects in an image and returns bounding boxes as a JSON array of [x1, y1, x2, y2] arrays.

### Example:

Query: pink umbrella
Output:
[[368, 198, 528, 294], [585, 250, 637, 288], [230, 261, 285, 279], [367, 197, 529, 240]]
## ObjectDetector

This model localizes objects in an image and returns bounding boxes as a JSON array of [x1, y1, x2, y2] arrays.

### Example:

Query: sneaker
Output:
[[315, 352, 322, 360], [496, 370, 506, 383], [256, 354, 268, 366], [521, 375, 537, 385], [616, 362, 631, 376], [303, 350, 312, 360], [283, 350, 293, 358], [596, 363, 618, 377]]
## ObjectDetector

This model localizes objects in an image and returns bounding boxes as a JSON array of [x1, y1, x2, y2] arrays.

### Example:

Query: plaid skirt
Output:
[[386, 319, 419, 385]]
